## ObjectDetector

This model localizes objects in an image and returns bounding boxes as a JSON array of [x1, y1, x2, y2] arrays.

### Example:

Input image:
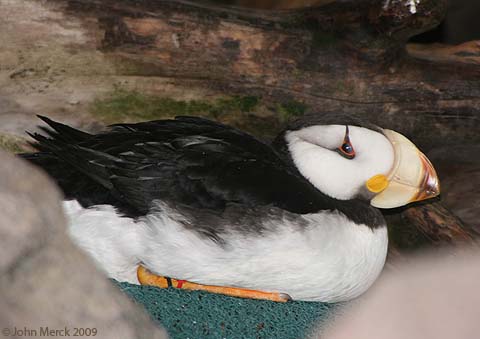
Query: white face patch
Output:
[[285, 125, 394, 200]]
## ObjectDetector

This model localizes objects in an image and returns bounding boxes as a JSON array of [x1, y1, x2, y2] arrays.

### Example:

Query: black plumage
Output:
[[20, 115, 384, 233]]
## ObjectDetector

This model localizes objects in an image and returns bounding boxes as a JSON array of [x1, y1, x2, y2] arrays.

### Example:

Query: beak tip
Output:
[[408, 152, 441, 203]]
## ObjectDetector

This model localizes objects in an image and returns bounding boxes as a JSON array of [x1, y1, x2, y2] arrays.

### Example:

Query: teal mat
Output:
[[117, 282, 339, 338]]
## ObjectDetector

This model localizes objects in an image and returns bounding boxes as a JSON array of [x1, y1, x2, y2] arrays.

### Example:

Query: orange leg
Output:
[[137, 265, 291, 302]]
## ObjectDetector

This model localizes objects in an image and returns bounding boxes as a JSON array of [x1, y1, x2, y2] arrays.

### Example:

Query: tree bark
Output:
[[385, 201, 478, 257], [3, 0, 479, 150], [49, 0, 480, 151]]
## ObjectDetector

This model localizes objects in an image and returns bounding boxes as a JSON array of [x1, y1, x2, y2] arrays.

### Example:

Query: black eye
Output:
[[342, 143, 353, 153], [336, 126, 355, 159]]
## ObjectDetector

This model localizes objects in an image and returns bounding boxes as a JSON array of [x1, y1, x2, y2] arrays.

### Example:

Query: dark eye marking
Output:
[[336, 125, 355, 159]]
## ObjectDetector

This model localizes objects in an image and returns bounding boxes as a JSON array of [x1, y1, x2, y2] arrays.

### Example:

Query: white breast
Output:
[[64, 201, 388, 302]]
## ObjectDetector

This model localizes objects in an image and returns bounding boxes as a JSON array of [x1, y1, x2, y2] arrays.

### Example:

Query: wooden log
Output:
[[385, 202, 477, 254], [38, 0, 478, 152], [407, 40, 480, 65]]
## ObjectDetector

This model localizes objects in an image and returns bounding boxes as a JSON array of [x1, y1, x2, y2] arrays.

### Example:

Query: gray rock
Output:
[[0, 151, 167, 339]]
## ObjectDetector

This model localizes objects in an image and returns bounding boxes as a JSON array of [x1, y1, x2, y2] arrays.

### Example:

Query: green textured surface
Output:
[[117, 282, 339, 339]]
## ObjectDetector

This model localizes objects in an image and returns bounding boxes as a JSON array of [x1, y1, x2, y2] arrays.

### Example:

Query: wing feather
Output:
[[22, 116, 328, 216]]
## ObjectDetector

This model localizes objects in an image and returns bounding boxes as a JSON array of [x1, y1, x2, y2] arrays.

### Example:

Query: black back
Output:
[[20, 115, 383, 228]]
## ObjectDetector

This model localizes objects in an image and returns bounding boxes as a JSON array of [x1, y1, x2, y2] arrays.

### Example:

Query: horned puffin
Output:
[[21, 113, 439, 302]]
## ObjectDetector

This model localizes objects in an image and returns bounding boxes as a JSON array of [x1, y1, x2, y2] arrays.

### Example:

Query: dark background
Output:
[[212, 0, 480, 44]]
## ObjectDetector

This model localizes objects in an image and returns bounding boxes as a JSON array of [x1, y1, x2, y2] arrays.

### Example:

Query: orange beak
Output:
[[369, 130, 440, 209]]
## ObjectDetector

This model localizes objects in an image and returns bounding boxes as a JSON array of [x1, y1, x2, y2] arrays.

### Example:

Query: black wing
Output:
[[21, 115, 336, 217]]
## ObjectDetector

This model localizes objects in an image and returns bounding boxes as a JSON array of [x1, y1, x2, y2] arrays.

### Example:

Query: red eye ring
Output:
[[336, 126, 355, 159]]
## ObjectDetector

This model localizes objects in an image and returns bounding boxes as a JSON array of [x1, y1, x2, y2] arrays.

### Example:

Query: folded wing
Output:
[[22, 116, 328, 217]]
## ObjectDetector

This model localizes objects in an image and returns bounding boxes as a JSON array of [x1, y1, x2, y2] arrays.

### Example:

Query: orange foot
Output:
[[137, 265, 291, 303]]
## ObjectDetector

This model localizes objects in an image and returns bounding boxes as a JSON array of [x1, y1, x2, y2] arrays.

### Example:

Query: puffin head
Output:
[[275, 113, 440, 209]]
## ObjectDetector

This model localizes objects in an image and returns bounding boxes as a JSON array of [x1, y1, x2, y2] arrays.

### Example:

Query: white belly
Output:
[[64, 200, 388, 302]]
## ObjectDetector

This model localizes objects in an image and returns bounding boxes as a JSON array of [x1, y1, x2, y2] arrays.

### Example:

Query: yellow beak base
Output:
[[366, 174, 389, 193]]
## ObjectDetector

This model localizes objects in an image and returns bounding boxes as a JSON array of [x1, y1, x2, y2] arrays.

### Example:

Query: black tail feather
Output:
[[19, 116, 125, 211], [36, 115, 91, 144]]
